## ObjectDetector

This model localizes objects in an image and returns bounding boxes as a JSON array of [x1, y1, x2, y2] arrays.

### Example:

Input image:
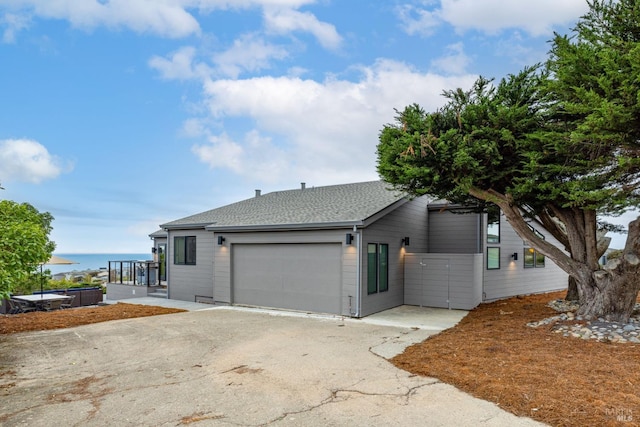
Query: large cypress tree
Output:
[[377, 0, 640, 322]]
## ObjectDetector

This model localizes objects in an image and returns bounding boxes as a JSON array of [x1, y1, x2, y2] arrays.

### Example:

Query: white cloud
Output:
[[212, 33, 288, 78], [441, 0, 588, 36], [0, 139, 71, 183], [2, 0, 201, 38], [148, 46, 211, 80], [191, 59, 476, 184], [1, 12, 30, 43], [263, 7, 342, 50], [395, 3, 441, 37], [2, 0, 334, 43], [192, 130, 289, 182], [430, 42, 471, 75], [398, 0, 588, 37]]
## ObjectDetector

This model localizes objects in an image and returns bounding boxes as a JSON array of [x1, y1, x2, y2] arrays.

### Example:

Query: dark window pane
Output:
[[186, 236, 197, 265], [379, 244, 389, 292], [367, 244, 377, 294], [174, 237, 185, 265], [535, 252, 545, 268], [174, 236, 196, 265]]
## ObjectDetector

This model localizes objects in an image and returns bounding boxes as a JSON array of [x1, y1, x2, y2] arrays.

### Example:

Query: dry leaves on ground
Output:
[[0, 303, 185, 334], [392, 291, 640, 427]]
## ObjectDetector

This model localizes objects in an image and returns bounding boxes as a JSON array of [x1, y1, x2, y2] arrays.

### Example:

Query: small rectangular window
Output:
[[174, 236, 185, 265], [379, 244, 389, 292], [367, 243, 389, 294], [523, 224, 545, 245], [367, 244, 378, 294], [174, 236, 196, 265], [487, 211, 500, 243], [487, 247, 500, 269], [524, 247, 544, 268]]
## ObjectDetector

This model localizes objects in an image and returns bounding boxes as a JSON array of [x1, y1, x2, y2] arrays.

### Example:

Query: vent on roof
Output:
[[255, 189, 261, 197], [301, 182, 306, 190]]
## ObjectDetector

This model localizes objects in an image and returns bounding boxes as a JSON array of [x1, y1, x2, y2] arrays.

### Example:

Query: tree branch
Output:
[[468, 186, 588, 280]]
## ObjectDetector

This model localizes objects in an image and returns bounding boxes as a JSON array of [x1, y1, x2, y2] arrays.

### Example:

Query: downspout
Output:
[[165, 229, 170, 299], [480, 213, 485, 301], [477, 213, 482, 253], [354, 225, 361, 317]]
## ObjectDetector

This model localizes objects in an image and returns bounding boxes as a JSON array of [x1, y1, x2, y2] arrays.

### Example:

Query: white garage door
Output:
[[233, 243, 342, 314]]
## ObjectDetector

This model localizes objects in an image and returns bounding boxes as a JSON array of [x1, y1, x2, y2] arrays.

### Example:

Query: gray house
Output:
[[147, 180, 567, 317]]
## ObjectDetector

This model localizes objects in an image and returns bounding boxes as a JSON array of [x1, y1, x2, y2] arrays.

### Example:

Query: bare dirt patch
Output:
[[392, 291, 640, 427], [0, 303, 185, 334]]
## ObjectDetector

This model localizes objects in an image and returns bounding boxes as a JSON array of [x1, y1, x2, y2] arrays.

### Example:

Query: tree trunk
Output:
[[576, 267, 640, 322], [565, 235, 611, 301], [565, 276, 580, 301], [468, 187, 640, 322], [575, 219, 640, 323]]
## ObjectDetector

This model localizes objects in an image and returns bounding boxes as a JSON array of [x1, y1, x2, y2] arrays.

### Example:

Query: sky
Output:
[[0, 0, 634, 253]]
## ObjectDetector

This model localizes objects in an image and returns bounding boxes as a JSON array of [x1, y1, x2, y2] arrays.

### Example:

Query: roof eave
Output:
[[161, 223, 212, 230], [205, 220, 364, 232]]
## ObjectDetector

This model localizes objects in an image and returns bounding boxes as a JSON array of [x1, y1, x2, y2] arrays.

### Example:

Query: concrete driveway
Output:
[[0, 307, 545, 426]]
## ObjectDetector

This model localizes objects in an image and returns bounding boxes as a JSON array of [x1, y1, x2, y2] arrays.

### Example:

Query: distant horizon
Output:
[[53, 252, 150, 255]]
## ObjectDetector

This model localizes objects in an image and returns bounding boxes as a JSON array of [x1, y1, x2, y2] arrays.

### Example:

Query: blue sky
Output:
[[0, 0, 633, 252]]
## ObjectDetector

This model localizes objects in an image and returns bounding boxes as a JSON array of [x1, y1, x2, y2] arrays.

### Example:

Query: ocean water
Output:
[[45, 253, 151, 275]]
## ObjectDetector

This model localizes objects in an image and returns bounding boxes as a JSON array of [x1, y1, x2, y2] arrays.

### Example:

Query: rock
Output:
[[623, 324, 636, 332]]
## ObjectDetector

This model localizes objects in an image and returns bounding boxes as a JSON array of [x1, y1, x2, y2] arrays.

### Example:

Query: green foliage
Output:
[[377, 0, 640, 219], [0, 200, 55, 299], [377, 67, 549, 211], [377, 0, 640, 320]]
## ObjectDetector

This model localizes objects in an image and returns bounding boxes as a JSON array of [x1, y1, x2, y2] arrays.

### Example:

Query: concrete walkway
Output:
[[104, 296, 468, 331], [103, 298, 469, 361], [103, 296, 217, 312]]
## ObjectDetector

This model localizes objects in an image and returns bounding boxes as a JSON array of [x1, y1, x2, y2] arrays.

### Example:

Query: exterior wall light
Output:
[[217, 236, 226, 245], [346, 233, 354, 245], [512, 252, 518, 260], [402, 237, 410, 246]]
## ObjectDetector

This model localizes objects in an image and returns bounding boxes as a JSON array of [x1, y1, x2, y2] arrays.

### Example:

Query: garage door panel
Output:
[[233, 243, 342, 314]]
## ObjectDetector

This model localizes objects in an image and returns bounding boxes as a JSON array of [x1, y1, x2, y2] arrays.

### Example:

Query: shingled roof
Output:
[[160, 181, 406, 231]]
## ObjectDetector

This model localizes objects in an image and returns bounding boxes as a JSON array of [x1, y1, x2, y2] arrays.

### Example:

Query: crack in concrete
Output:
[[262, 381, 441, 425]]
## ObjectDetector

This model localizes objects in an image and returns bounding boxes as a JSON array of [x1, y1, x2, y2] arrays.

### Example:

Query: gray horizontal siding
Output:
[[168, 229, 214, 302], [428, 209, 481, 253], [360, 196, 429, 316], [482, 213, 567, 301]]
